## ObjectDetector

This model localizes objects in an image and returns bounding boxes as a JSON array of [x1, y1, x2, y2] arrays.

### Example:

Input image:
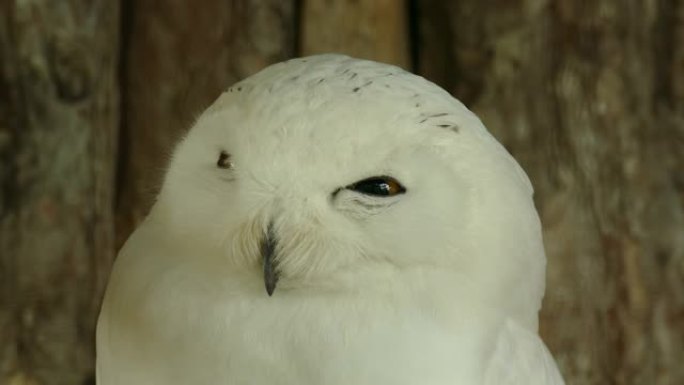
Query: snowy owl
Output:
[[97, 54, 564, 384]]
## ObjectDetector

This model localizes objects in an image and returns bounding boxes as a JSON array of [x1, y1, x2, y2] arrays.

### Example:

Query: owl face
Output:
[[154, 55, 544, 325]]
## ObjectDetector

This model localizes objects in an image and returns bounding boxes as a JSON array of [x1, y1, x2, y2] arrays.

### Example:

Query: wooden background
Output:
[[1, 1, 683, 384]]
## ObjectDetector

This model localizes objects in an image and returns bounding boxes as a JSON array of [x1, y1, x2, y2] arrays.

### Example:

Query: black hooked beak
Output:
[[261, 223, 279, 296]]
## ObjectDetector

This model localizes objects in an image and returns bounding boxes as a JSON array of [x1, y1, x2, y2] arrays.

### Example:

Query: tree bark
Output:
[[300, 0, 410, 69], [0, 1, 119, 384], [417, 1, 684, 384], [116, 0, 297, 248]]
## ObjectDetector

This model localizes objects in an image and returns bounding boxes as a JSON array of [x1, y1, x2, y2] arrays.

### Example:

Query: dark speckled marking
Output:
[[420, 112, 450, 123], [237, 87, 242, 91], [437, 124, 460, 133], [353, 81, 373, 93], [373, 72, 395, 79]]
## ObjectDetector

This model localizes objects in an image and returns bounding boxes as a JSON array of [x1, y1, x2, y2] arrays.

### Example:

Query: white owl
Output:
[[97, 54, 565, 385]]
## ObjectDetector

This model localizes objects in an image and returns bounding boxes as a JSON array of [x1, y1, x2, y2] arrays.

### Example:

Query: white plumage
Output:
[[97, 54, 565, 384]]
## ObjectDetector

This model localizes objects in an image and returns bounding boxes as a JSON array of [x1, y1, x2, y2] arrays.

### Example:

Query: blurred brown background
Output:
[[1, 0, 683, 384]]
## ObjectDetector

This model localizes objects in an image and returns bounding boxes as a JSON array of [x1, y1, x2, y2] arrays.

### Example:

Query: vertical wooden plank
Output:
[[300, 0, 410, 68], [417, 0, 684, 384], [0, 1, 119, 384], [116, 0, 297, 248]]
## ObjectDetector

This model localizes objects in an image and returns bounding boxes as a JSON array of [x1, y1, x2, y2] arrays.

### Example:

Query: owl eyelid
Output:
[[216, 151, 233, 169]]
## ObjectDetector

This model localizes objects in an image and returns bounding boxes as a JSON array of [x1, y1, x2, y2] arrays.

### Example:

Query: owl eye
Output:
[[217, 151, 233, 169], [347, 176, 406, 197]]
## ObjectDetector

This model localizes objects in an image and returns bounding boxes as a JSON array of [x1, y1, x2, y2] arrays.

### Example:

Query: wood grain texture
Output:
[[116, 0, 297, 248], [0, 1, 119, 384], [300, 0, 410, 68], [417, 0, 684, 384], [1, 1, 682, 383]]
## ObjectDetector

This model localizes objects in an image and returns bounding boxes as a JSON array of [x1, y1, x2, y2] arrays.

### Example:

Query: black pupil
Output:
[[352, 178, 395, 196]]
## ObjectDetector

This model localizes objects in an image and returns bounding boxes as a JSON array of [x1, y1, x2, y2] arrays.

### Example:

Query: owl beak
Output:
[[261, 223, 279, 296]]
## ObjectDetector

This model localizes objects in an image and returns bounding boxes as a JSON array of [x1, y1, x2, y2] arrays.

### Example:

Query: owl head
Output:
[[152, 55, 546, 330]]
